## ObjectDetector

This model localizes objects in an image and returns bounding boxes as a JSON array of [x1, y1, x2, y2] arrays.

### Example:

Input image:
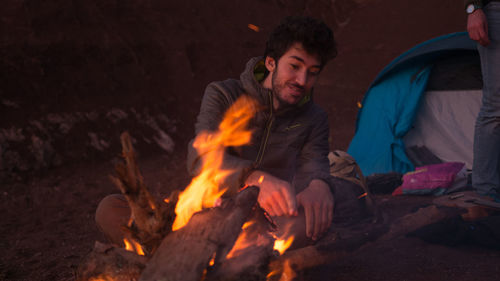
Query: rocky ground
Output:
[[2, 0, 500, 280]]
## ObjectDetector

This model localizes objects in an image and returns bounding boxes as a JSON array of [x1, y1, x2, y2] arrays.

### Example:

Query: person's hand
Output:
[[245, 170, 297, 217], [296, 179, 333, 241], [467, 9, 490, 46]]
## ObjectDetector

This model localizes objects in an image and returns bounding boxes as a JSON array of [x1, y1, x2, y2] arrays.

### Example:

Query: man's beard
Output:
[[271, 66, 305, 110]]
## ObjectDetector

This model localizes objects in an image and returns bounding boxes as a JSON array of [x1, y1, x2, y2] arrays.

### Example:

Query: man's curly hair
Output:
[[264, 16, 337, 69]]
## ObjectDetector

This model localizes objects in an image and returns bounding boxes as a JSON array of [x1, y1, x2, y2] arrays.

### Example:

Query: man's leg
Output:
[[95, 194, 131, 245], [473, 3, 500, 197]]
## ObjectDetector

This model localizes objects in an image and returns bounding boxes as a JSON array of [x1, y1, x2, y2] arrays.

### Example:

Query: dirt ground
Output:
[[2, 0, 500, 280]]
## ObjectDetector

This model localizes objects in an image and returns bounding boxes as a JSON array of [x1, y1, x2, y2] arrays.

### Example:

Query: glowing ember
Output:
[[267, 269, 278, 280], [248, 23, 260, 32], [123, 238, 145, 256], [172, 96, 258, 231], [242, 220, 255, 230], [273, 236, 294, 255], [164, 198, 170, 203], [258, 175, 265, 184], [357, 192, 367, 199], [357, 101, 362, 108], [209, 253, 216, 266], [123, 238, 133, 251]]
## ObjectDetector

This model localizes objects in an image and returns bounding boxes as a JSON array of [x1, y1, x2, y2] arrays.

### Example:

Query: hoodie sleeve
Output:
[[293, 108, 335, 194], [187, 81, 255, 190]]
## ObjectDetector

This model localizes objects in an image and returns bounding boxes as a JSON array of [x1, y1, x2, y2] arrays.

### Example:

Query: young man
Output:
[[465, 0, 500, 200], [188, 16, 360, 246], [96, 16, 364, 248]]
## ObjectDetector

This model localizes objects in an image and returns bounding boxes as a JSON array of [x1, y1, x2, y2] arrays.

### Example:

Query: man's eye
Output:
[[309, 71, 320, 76], [290, 64, 299, 70]]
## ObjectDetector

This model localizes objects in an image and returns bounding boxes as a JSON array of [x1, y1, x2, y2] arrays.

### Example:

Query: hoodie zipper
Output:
[[255, 90, 274, 167]]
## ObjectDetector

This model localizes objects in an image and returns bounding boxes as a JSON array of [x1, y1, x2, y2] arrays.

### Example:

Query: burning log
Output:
[[139, 186, 261, 281], [79, 94, 468, 281], [206, 210, 276, 281]]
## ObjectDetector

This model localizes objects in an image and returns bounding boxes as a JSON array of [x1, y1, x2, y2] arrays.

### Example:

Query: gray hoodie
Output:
[[187, 57, 333, 194]]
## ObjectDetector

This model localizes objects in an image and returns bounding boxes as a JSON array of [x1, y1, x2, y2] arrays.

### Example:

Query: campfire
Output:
[[75, 94, 459, 281], [77, 96, 300, 281]]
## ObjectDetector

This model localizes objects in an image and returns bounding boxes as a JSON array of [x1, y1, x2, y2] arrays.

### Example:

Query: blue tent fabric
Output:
[[347, 32, 476, 176]]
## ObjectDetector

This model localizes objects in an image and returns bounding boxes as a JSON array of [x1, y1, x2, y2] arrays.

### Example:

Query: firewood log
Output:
[[109, 132, 176, 254], [206, 208, 276, 281], [76, 241, 148, 281], [139, 186, 260, 281]]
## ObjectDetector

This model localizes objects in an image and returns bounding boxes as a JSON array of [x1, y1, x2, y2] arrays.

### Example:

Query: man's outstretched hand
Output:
[[245, 170, 297, 217], [296, 179, 334, 241], [467, 9, 490, 46]]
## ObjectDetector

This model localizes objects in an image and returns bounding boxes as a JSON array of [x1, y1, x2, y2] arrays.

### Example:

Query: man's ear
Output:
[[265, 56, 276, 72]]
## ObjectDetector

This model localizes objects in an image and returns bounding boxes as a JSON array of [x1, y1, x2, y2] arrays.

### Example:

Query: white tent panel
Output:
[[404, 90, 482, 169]]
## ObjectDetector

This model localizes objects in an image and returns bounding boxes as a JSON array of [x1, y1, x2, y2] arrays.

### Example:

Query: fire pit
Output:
[[77, 96, 302, 281]]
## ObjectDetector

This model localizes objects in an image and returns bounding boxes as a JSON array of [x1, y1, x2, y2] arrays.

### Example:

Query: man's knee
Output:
[[95, 194, 130, 245]]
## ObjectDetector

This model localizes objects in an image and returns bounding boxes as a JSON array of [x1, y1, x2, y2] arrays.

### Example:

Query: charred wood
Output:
[[206, 209, 276, 281], [139, 186, 260, 281], [76, 241, 148, 281], [109, 132, 177, 254]]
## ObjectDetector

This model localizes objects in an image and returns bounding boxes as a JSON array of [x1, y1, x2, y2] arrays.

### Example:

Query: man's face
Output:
[[267, 43, 322, 109]]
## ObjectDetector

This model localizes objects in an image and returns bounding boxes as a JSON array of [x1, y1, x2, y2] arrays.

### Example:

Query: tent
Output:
[[347, 32, 483, 176]]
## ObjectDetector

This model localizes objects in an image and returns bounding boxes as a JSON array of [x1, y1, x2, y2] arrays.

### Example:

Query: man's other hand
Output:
[[245, 171, 297, 217], [467, 9, 490, 46], [296, 179, 334, 241]]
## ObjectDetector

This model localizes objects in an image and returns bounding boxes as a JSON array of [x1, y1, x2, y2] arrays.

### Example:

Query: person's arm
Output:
[[187, 81, 254, 190], [465, 0, 490, 46], [294, 109, 334, 240]]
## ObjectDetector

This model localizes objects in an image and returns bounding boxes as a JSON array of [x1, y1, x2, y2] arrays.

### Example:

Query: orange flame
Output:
[[258, 175, 265, 184], [248, 24, 260, 32], [209, 253, 216, 266], [172, 96, 258, 231], [123, 238, 145, 256], [273, 235, 294, 255], [272, 222, 295, 255], [242, 220, 255, 230], [226, 230, 252, 259], [267, 269, 279, 280], [357, 192, 367, 199], [279, 259, 296, 281], [89, 275, 114, 281], [226, 218, 272, 260], [266, 259, 296, 281]]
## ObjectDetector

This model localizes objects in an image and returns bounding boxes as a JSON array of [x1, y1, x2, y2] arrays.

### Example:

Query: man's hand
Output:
[[245, 170, 297, 217], [296, 179, 334, 241], [467, 9, 490, 46]]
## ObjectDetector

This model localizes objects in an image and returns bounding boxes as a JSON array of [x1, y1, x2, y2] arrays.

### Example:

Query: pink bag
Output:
[[393, 162, 465, 196]]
